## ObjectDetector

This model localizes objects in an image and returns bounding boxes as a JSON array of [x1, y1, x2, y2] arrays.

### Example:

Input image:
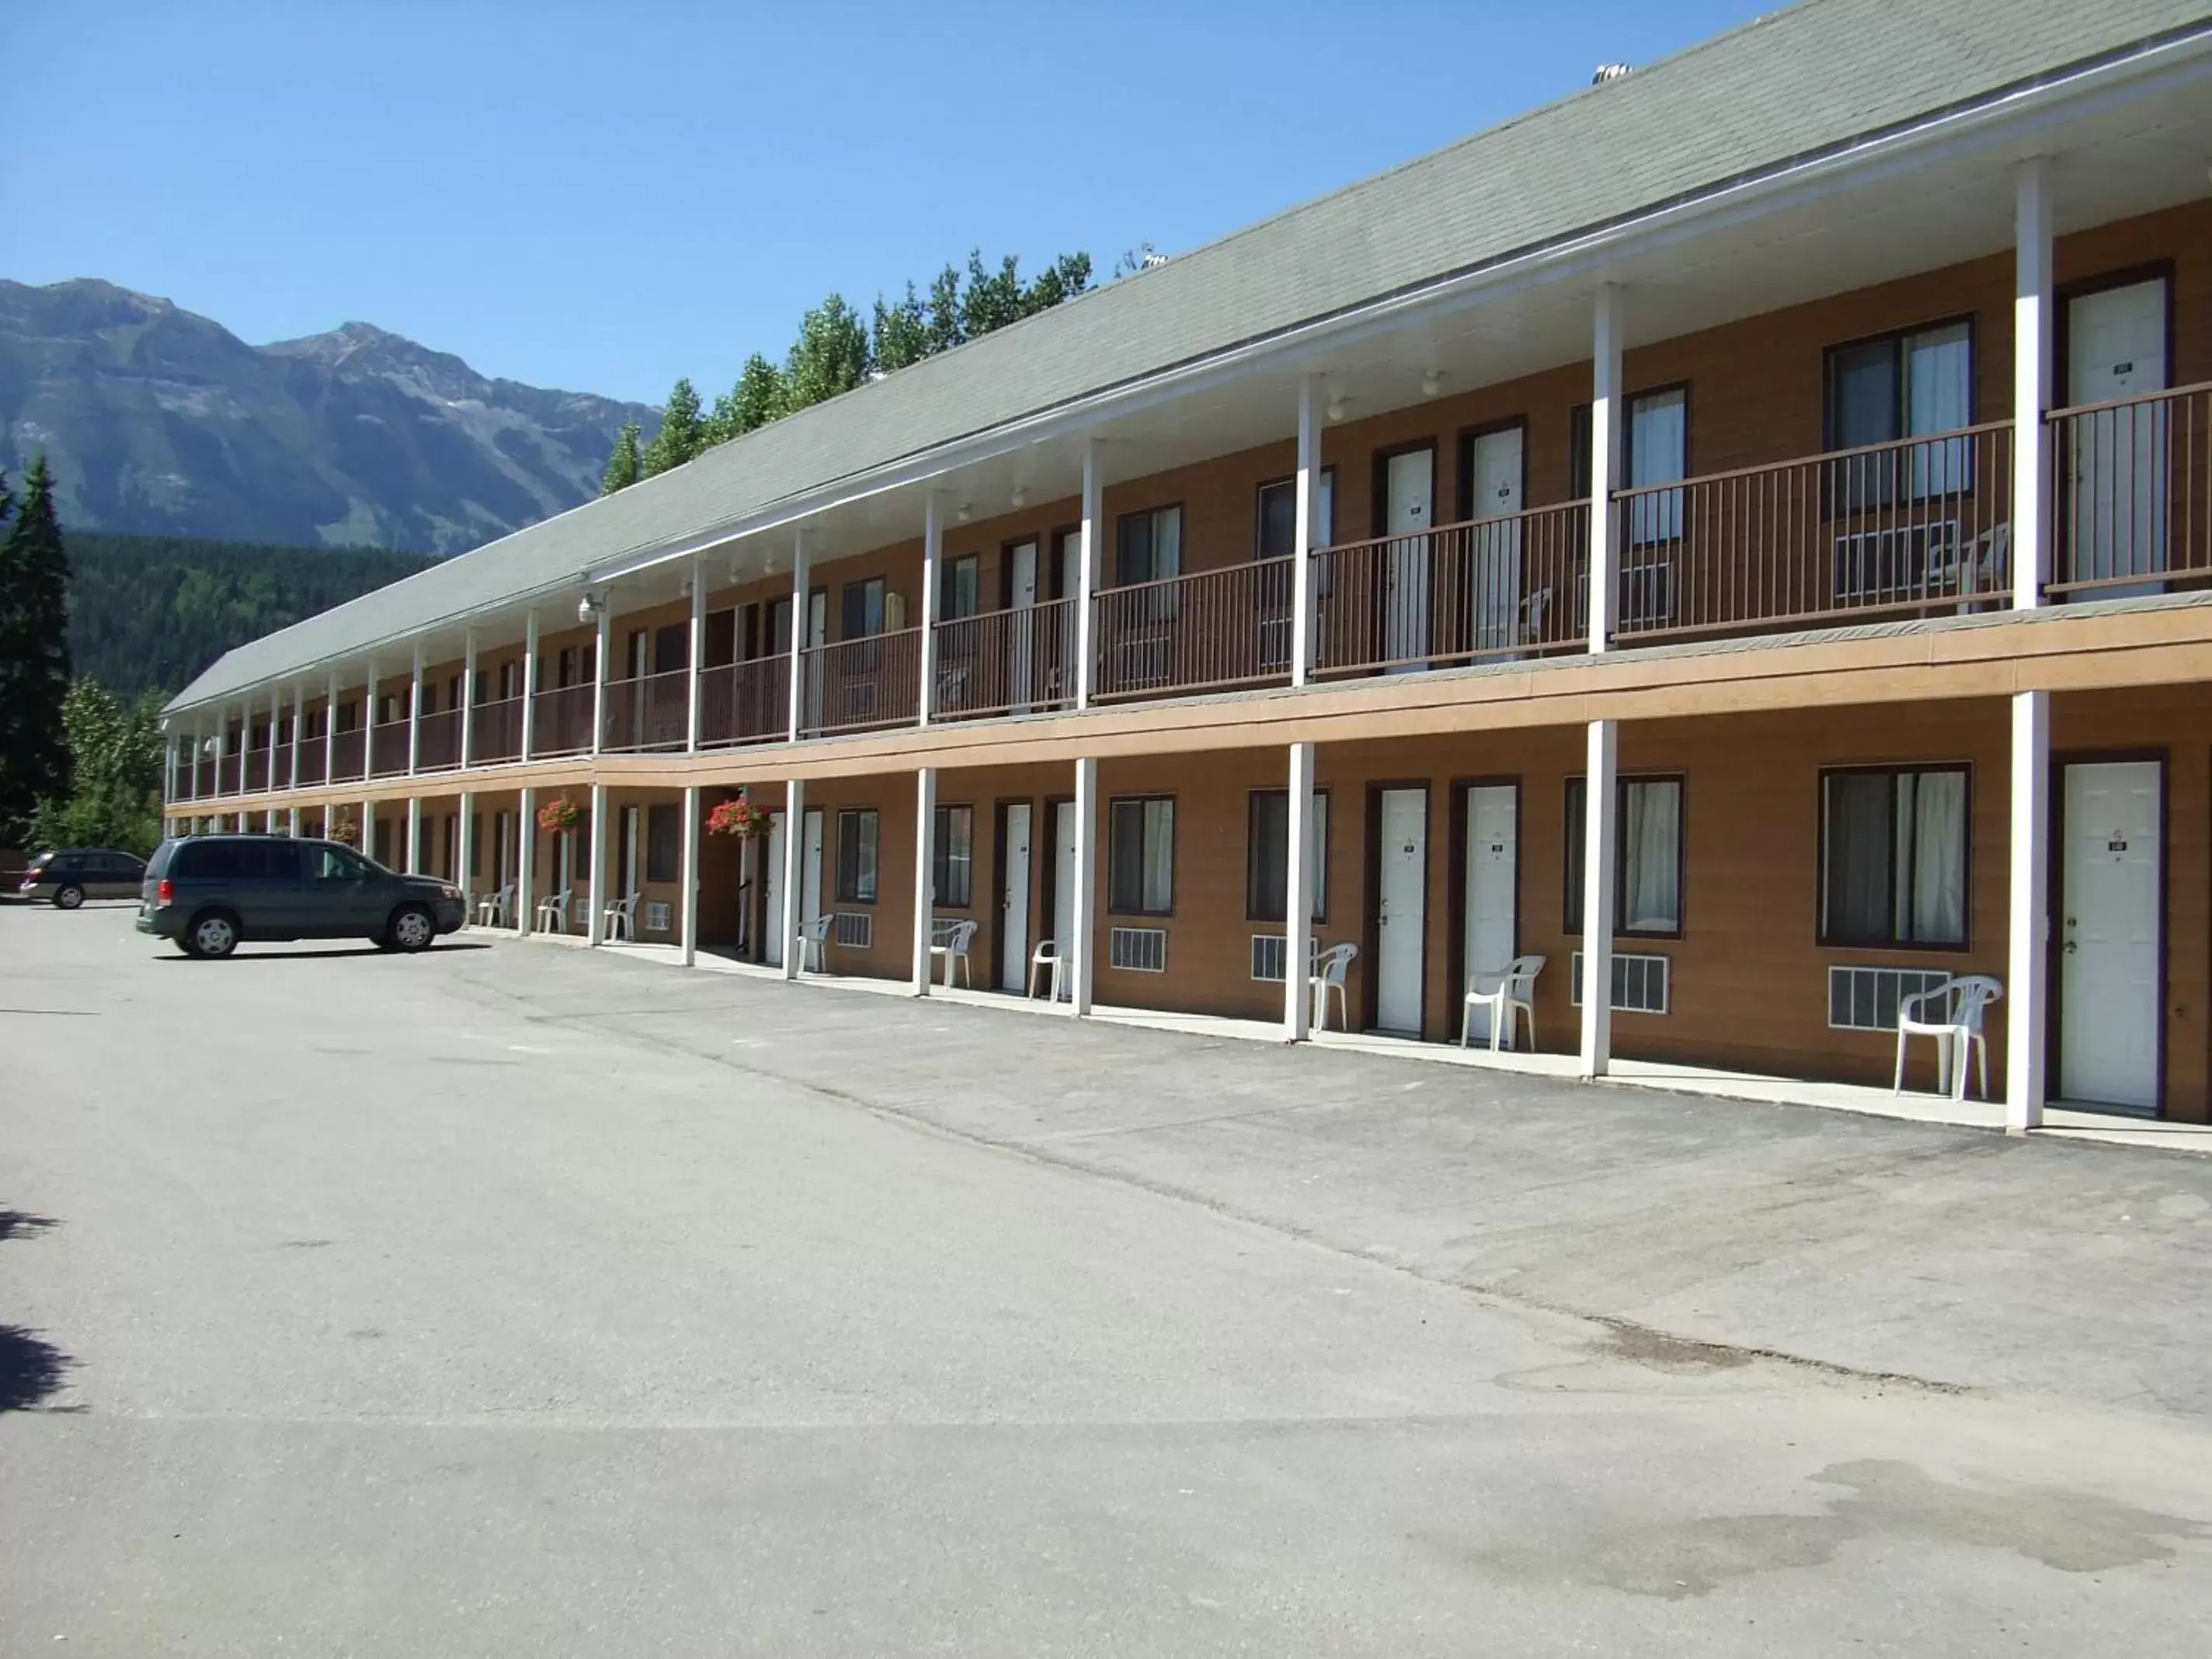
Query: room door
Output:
[[1000, 801, 1033, 992], [1374, 786, 1428, 1034], [2058, 760, 2162, 1112], [803, 590, 828, 730], [1007, 539, 1039, 714], [801, 806, 824, 935], [761, 812, 785, 966], [1466, 427, 1524, 655], [2066, 278, 2169, 595], [1051, 798, 1078, 999], [621, 806, 641, 902], [1382, 450, 1434, 671], [1460, 784, 1518, 1043]]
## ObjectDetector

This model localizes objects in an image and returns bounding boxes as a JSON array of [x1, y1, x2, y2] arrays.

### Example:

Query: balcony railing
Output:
[[1609, 421, 2014, 643], [218, 753, 242, 793], [416, 708, 462, 771], [297, 740, 327, 787], [698, 655, 791, 747], [1093, 559, 1297, 701], [469, 696, 523, 765], [531, 683, 595, 756], [245, 750, 270, 791], [602, 668, 690, 752], [801, 628, 922, 736], [931, 599, 1076, 720], [370, 720, 410, 777], [1313, 502, 1591, 676], [330, 729, 365, 781], [189, 758, 214, 798], [2049, 382, 2211, 597]]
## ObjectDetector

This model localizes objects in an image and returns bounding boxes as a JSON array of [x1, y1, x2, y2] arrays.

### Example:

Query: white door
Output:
[[802, 806, 824, 934], [1466, 428, 1524, 656], [1008, 538, 1039, 715], [2060, 760, 2162, 1111], [2067, 279, 2169, 594], [1376, 788, 1428, 1034], [804, 590, 829, 729], [1382, 449, 1434, 670], [1461, 784, 1518, 1043], [762, 812, 785, 966], [622, 805, 641, 901], [1001, 802, 1032, 992], [1052, 798, 1078, 999]]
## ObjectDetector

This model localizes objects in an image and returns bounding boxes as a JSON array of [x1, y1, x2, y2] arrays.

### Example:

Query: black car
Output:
[[16, 848, 148, 909], [137, 835, 470, 959]]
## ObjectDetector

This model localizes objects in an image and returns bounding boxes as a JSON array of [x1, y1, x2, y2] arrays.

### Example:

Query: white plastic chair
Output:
[[1462, 954, 1545, 1052], [796, 913, 834, 973], [602, 891, 640, 943], [1028, 938, 1066, 1002], [534, 888, 572, 933], [1894, 974, 2003, 1100], [1309, 942, 1358, 1032], [475, 883, 513, 928], [930, 918, 979, 988]]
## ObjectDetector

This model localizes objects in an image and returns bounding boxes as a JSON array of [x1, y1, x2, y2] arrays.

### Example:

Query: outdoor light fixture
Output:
[[1010, 488, 1028, 509], [956, 503, 972, 523], [1421, 371, 1442, 398], [577, 591, 605, 624], [1326, 398, 1346, 423]]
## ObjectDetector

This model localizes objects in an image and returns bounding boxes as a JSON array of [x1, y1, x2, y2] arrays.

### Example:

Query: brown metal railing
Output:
[[1609, 421, 2013, 643], [698, 655, 791, 747], [530, 683, 595, 756], [297, 739, 327, 787], [469, 696, 523, 765], [931, 598, 1077, 719], [370, 720, 410, 777], [190, 757, 215, 798], [218, 753, 242, 793], [416, 708, 461, 771], [2048, 382, 2211, 596], [801, 628, 922, 736], [245, 750, 270, 791], [1091, 559, 1296, 701], [1312, 503, 1591, 676], [602, 669, 690, 752], [330, 729, 365, 781]]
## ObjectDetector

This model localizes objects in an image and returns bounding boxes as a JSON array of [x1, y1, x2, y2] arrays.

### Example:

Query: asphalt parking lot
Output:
[[3, 904, 2209, 1656]]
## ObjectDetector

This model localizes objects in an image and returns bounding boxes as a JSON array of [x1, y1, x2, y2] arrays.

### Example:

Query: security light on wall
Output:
[[577, 592, 606, 624], [1421, 371, 1442, 398], [1325, 397, 1347, 423], [956, 503, 972, 523], [1010, 488, 1028, 509]]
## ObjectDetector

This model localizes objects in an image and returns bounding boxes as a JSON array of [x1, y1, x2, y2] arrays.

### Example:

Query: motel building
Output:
[[161, 0, 2212, 1132]]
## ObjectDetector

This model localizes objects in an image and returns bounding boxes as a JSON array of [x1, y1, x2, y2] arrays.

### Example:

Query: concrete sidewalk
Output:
[[504, 942, 2212, 1422]]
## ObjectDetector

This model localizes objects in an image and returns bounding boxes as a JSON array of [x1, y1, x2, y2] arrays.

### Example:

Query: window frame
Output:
[[930, 802, 975, 909], [1244, 787, 1330, 923], [1821, 315, 1978, 510], [1253, 468, 1337, 558], [835, 807, 880, 905], [1114, 503, 1184, 589], [1563, 772, 1687, 941], [645, 802, 680, 884], [1815, 762, 1973, 951], [1107, 794, 1177, 917], [940, 555, 981, 622], [840, 576, 887, 641]]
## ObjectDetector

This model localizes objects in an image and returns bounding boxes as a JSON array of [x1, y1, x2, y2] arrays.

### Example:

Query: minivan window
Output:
[[304, 843, 371, 882]]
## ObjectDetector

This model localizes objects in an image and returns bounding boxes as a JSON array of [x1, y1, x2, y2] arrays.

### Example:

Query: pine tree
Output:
[[783, 296, 872, 411], [872, 283, 930, 374], [729, 354, 788, 435], [640, 378, 704, 477], [924, 263, 965, 356], [600, 422, 642, 493], [960, 250, 1024, 339], [1022, 252, 1094, 317], [0, 457, 74, 838]]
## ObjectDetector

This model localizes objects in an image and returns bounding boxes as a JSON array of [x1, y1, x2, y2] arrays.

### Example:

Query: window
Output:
[[302, 842, 367, 882], [1116, 505, 1182, 586], [932, 804, 974, 907], [704, 607, 737, 668], [836, 808, 879, 903], [1246, 789, 1329, 921], [1564, 775, 1683, 937], [1824, 320, 1974, 506], [1108, 796, 1175, 915], [941, 555, 980, 621], [769, 596, 793, 656], [1254, 471, 1335, 559], [1624, 386, 1687, 544], [646, 802, 680, 882], [498, 661, 522, 701], [841, 577, 885, 640], [654, 623, 689, 674], [1820, 766, 1968, 948], [624, 629, 649, 679]]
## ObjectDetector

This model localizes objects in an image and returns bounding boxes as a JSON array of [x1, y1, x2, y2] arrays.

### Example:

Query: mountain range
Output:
[[0, 278, 660, 554]]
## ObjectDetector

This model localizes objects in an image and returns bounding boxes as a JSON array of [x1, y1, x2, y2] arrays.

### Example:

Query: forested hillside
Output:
[[68, 531, 431, 697]]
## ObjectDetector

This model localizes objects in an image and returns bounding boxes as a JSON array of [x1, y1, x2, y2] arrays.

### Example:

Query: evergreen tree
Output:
[[924, 263, 965, 356], [871, 283, 930, 374], [960, 250, 1024, 339], [783, 296, 871, 411], [641, 377, 704, 477], [600, 422, 642, 493], [1022, 252, 1094, 317], [0, 457, 74, 837]]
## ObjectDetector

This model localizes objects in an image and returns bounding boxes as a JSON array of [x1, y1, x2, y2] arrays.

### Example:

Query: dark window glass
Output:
[[941, 556, 980, 621], [1820, 767, 1969, 948], [704, 608, 736, 667], [654, 624, 689, 675], [1108, 797, 1174, 915], [1246, 790, 1328, 922], [1564, 777, 1684, 937], [841, 578, 885, 640], [1115, 506, 1181, 586], [931, 805, 974, 907], [836, 809, 879, 903], [646, 803, 680, 882]]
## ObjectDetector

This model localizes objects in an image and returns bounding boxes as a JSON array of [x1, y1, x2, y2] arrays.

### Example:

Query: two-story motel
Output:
[[161, 0, 2212, 1129]]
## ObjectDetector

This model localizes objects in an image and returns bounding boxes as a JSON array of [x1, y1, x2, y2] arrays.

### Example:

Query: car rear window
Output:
[[27, 851, 55, 871]]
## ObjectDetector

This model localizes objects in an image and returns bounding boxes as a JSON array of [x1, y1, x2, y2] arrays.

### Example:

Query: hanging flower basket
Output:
[[537, 795, 583, 833], [705, 795, 768, 840], [329, 811, 359, 846]]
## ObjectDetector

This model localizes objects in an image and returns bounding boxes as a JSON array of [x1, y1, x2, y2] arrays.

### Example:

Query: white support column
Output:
[[460, 628, 478, 770], [780, 777, 806, 979], [1069, 756, 1098, 1014], [1284, 741, 1316, 1038], [215, 709, 231, 797], [289, 683, 303, 790], [520, 611, 541, 760], [162, 732, 177, 811], [323, 670, 339, 784], [679, 784, 701, 966], [1292, 377, 1320, 687], [407, 639, 424, 777], [685, 560, 705, 753], [2007, 691, 2050, 1131], [360, 796, 375, 861], [911, 767, 938, 995], [591, 599, 613, 756], [1577, 719, 1619, 1078], [363, 660, 380, 778], [287, 805, 300, 838], [918, 496, 942, 726], [516, 787, 537, 936], [405, 796, 422, 874], [1588, 283, 1623, 652], [2014, 158, 2053, 610], [267, 687, 282, 795], [1076, 440, 1101, 709], [458, 791, 477, 906], [786, 529, 809, 743], [586, 781, 609, 943]]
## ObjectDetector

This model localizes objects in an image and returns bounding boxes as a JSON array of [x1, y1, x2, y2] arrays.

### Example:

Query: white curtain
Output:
[[1143, 799, 1175, 913], [1620, 780, 1680, 932], [1908, 322, 1972, 496], [1904, 770, 1967, 945], [1628, 389, 1686, 544]]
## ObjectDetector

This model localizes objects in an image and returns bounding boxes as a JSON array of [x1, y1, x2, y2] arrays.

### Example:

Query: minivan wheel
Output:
[[386, 904, 436, 954], [53, 884, 85, 910], [185, 909, 240, 959]]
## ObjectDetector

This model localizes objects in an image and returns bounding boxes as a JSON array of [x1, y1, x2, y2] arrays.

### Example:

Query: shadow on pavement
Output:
[[155, 941, 495, 963], [1, 1209, 71, 1411]]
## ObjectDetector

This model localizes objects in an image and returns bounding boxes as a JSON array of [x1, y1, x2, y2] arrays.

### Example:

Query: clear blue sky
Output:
[[9, 0, 1775, 407]]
